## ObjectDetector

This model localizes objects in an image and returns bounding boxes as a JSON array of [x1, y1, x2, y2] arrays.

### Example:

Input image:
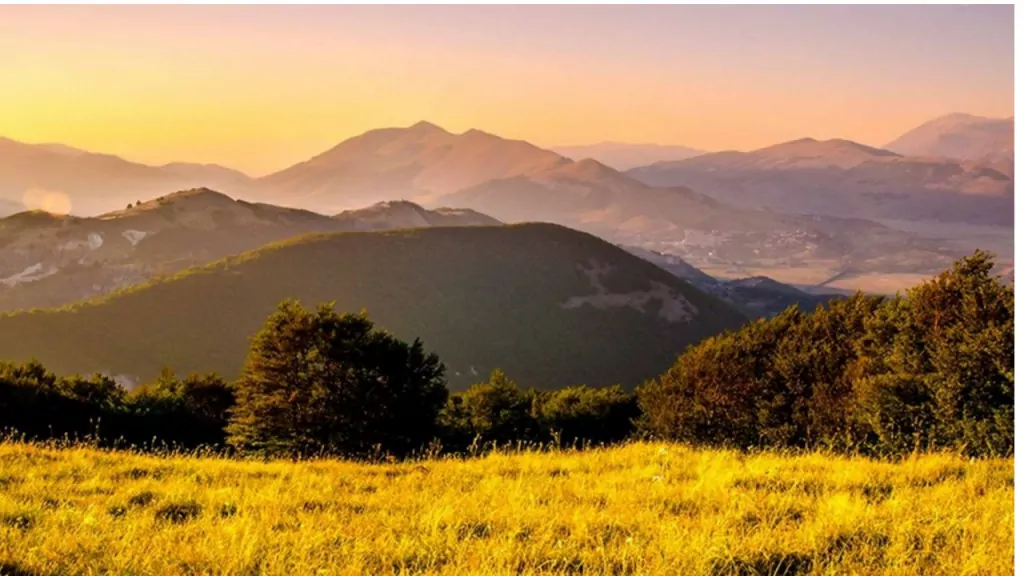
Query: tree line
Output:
[[640, 250, 1014, 456], [0, 251, 1012, 458]]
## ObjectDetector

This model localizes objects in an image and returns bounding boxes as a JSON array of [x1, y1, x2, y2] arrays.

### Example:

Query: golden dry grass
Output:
[[0, 442, 1012, 575]]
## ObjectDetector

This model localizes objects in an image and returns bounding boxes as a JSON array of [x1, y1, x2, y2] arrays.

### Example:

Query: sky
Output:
[[0, 5, 1014, 176]]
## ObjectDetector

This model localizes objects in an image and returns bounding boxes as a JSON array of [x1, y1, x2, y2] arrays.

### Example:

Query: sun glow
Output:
[[22, 188, 72, 215]]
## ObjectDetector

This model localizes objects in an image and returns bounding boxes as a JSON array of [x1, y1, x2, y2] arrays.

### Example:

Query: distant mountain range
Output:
[[240, 123, 956, 286], [0, 138, 252, 216], [885, 113, 1013, 168], [0, 116, 1001, 293], [0, 223, 746, 390], [628, 136, 1012, 226], [258, 121, 569, 212], [0, 189, 496, 312], [551, 142, 704, 170], [0, 113, 1009, 391], [622, 246, 838, 317], [2, 115, 1010, 229], [1, 185, 844, 324], [433, 151, 958, 287]]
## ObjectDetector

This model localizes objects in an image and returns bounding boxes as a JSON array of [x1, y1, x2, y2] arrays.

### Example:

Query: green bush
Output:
[[439, 370, 637, 450]]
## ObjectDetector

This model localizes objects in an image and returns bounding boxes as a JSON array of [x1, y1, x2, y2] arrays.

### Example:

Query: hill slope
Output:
[[0, 224, 745, 389], [622, 246, 837, 317], [437, 158, 762, 236], [0, 138, 253, 216], [333, 200, 501, 230], [628, 137, 1013, 226], [885, 113, 1013, 165], [259, 122, 570, 212], [436, 158, 958, 290], [715, 276, 837, 317], [551, 142, 705, 170], [0, 190, 502, 312]]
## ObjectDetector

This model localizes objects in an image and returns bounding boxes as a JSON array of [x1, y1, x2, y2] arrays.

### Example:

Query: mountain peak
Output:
[[934, 112, 991, 123], [102, 187, 237, 217], [885, 113, 1013, 161], [261, 122, 569, 209], [163, 187, 230, 200], [365, 199, 430, 214], [409, 120, 448, 134], [759, 137, 899, 161], [573, 157, 619, 174], [547, 158, 631, 183]]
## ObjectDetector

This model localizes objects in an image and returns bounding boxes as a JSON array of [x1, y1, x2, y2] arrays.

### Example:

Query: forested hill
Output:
[[0, 223, 746, 389]]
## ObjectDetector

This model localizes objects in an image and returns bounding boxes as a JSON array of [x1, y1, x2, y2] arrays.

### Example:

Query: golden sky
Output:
[[0, 5, 1013, 175]]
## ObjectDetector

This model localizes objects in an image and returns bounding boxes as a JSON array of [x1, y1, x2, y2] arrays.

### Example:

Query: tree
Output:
[[770, 294, 884, 449], [0, 360, 126, 442], [441, 370, 541, 448], [637, 310, 798, 448], [127, 368, 235, 448], [851, 251, 1014, 455], [639, 250, 1013, 457], [536, 384, 637, 446], [227, 300, 448, 458]]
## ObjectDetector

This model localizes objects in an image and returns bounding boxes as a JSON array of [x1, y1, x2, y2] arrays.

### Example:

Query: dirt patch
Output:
[[562, 260, 697, 322]]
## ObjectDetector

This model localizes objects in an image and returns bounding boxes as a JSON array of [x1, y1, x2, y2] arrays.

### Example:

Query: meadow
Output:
[[0, 442, 1012, 575]]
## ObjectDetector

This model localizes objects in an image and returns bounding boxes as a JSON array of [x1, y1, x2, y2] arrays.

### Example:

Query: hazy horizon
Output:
[[1, 5, 1013, 175]]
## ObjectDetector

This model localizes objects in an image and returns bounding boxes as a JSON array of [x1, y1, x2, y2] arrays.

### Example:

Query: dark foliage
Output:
[[226, 300, 448, 458], [639, 251, 1013, 456], [0, 362, 232, 449], [127, 369, 236, 447], [438, 369, 638, 450]]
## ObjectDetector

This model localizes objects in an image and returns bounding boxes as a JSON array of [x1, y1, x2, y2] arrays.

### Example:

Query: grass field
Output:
[[0, 442, 1012, 575]]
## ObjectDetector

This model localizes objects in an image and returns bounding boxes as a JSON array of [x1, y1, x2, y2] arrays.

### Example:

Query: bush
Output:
[[439, 370, 541, 448], [536, 385, 637, 446], [126, 369, 235, 448], [0, 360, 235, 449], [440, 370, 637, 450]]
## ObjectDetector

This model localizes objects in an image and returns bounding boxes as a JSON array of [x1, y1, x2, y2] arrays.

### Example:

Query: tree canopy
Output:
[[226, 300, 448, 458]]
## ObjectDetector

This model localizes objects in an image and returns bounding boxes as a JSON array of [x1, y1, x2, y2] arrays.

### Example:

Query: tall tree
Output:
[[227, 300, 448, 458]]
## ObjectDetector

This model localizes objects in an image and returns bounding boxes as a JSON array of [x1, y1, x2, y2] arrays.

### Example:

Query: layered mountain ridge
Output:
[[0, 189, 498, 311]]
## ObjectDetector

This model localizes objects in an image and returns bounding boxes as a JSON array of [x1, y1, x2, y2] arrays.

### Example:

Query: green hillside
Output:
[[0, 224, 745, 390]]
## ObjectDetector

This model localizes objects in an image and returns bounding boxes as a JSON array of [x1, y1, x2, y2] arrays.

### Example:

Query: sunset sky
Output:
[[0, 5, 1013, 176]]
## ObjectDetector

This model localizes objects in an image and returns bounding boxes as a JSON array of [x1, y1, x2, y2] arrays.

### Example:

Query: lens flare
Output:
[[22, 188, 72, 215]]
